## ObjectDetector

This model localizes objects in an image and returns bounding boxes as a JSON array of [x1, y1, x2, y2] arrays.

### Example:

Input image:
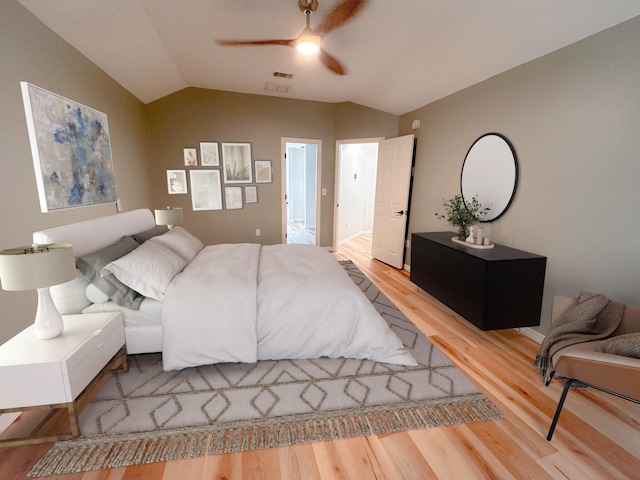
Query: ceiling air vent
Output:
[[264, 82, 291, 93], [273, 72, 294, 79]]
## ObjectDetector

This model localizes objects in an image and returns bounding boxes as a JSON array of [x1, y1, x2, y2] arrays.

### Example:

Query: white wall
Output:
[[337, 143, 379, 244]]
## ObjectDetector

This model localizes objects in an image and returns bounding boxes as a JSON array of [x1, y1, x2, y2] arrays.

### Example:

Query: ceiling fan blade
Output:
[[216, 39, 295, 47], [315, 0, 368, 37], [320, 49, 346, 75]]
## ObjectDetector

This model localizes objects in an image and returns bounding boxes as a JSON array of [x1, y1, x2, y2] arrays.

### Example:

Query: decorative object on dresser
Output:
[[410, 232, 546, 331], [0, 243, 76, 339], [154, 206, 183, 230], [460, 133, 518, 222], [0, 312, 126, 448], [435, 194, 490, 240]]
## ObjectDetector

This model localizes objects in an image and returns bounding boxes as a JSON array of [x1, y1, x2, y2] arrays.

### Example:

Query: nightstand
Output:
[[0, 312, 127, 447]]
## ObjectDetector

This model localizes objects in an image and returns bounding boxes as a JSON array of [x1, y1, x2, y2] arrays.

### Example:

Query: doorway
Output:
[[333, 138, 382, 253], [281, 138, 321, 245]]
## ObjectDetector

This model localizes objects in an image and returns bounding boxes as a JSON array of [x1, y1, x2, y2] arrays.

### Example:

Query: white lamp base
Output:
[[34, 287, 64, 339]]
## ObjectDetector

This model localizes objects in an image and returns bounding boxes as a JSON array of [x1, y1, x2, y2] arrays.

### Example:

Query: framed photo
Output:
[[190, 170, 222, 210], [222, 142, 252, 183], [184, 148, 198, 166], [254, 160, 272, 183], [200, 142, 219, 166], [225, 186, 243, 209], [21, 82, 117, 212], [245, 186, 258, 204], [167, 170, 188, 194]]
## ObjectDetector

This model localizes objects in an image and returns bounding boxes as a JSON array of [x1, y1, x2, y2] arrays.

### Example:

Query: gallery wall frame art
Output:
[[200, 142, 219, 166], [21, 82, 117, 212], [190, 169, 222, 211], [184, 148, 198, 166], [254, 160, 272, 183], [245, 186, 258, 204], [225, 186, 243, 209], [222, 142, 252, 184], [167, 170, 187, 194]]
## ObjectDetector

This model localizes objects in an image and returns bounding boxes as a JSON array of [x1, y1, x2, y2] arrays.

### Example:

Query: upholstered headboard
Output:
[[33, 209, 156, 257]]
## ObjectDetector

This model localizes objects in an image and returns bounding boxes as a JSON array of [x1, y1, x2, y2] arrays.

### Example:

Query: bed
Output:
[[33, 209, 416, 370]]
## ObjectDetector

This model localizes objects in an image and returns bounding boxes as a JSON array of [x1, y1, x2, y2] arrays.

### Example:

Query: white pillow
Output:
[[152, 227, 204, 262], [50, 272, 92, 314], [85, 283, 110, 304], [101, 241, 187, 301]]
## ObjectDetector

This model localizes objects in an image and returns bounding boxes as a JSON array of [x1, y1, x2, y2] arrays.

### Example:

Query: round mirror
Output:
[[460, 133, 518, 222]]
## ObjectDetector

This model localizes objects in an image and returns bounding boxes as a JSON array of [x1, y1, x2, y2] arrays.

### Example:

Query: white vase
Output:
[[466, 226, 476, 244]]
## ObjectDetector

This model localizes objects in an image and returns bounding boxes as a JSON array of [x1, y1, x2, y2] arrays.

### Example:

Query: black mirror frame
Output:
[[460, 132, 518, 223]]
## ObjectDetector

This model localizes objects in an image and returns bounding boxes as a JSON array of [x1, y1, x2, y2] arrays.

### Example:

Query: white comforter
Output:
[[161, 244, 416, 370]]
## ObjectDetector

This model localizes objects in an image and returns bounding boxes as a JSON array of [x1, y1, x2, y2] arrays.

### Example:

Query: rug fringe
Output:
[[27, 398, 502, 477]]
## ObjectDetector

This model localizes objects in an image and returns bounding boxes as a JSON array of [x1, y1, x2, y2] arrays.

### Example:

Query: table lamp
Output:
[[0, 243, 76, 339], [155, 206, 183, 230]]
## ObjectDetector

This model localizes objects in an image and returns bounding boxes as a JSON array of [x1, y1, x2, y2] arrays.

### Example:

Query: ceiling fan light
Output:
[[295, 29, 321, 55]]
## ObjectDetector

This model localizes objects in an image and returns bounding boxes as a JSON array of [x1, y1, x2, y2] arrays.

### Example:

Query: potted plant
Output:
[[435, 194, 490, 240]]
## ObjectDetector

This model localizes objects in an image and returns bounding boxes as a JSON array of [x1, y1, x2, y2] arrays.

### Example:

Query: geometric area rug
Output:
[[28, 261, 502, 477]]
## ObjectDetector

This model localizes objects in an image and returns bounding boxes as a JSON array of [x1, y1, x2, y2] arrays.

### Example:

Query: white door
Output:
[[371, 134, 415, 268]]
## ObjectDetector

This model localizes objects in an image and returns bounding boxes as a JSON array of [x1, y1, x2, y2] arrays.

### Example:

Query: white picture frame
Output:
[[190, 170, 222, 210], [184, 147, 198, 166], [245, 186, 258, 204], [254, 160, 272, 183], [225, 186, 243, 209], [200, 142, 219, 166], [222, 142, 252, 183], [167, 170, 188, 194], [21, 82, 117, 212]]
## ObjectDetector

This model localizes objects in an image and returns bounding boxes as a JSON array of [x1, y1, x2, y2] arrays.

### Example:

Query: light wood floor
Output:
[[1, 235, 639, 479], [287, 221, 316, 245]]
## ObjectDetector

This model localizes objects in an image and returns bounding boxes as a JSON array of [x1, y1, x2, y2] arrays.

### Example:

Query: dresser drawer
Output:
[[62, 317, 125, 401]]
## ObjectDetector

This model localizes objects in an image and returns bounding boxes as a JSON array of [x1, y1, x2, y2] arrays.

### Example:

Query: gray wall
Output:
[[0, 1, 154, 341], [400, 16, 640, 334], [145, 89, 399, 247]]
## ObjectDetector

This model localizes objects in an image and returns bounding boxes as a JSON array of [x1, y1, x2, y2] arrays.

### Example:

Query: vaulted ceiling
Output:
[[17, 0, 640, 115]]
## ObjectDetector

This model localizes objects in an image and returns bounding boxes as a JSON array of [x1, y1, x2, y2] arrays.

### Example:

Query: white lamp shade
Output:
[[155, 207, 183, 228], [0, 243, 76, 291]]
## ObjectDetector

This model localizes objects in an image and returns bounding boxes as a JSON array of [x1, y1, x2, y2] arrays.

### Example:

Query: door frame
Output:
[[281, 137, 322, 245], [333, 137, 384, 251]]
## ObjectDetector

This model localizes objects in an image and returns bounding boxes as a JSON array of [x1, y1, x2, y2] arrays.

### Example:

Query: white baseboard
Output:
[[520, 327, 544, 344]]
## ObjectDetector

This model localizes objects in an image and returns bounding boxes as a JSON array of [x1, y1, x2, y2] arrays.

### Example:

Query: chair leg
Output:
[[547, 378, 577, 440]]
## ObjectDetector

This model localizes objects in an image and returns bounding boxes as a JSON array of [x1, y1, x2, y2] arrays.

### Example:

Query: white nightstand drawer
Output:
[[61, 314, 123, 375], [0, 312, 124, 409], [64, 321, 124, 400]]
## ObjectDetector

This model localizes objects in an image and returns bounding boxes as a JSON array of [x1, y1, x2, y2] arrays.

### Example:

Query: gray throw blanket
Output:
[[534, 291, 625, 384]]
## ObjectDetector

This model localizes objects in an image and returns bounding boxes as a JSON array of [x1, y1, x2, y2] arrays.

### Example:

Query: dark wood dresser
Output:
[[410, 231, 546, 331]]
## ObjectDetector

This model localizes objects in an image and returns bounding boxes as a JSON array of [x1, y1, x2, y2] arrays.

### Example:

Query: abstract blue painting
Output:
[[21, 82, 117, 212]]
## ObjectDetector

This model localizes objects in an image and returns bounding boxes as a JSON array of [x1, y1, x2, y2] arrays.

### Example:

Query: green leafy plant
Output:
[[435, 194, 490, 239]]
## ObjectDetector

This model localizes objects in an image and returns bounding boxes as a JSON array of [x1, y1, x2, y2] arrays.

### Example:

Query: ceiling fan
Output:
[[215, 0, 368, 75]]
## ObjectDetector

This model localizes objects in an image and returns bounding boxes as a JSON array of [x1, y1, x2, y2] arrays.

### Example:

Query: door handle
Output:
[[394, 210, 405, 216]]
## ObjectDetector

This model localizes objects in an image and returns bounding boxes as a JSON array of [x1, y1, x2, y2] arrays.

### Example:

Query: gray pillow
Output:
[[595, 333, 640, 359], [76, 236, 143, 309], [133, 225, 169, 244]]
